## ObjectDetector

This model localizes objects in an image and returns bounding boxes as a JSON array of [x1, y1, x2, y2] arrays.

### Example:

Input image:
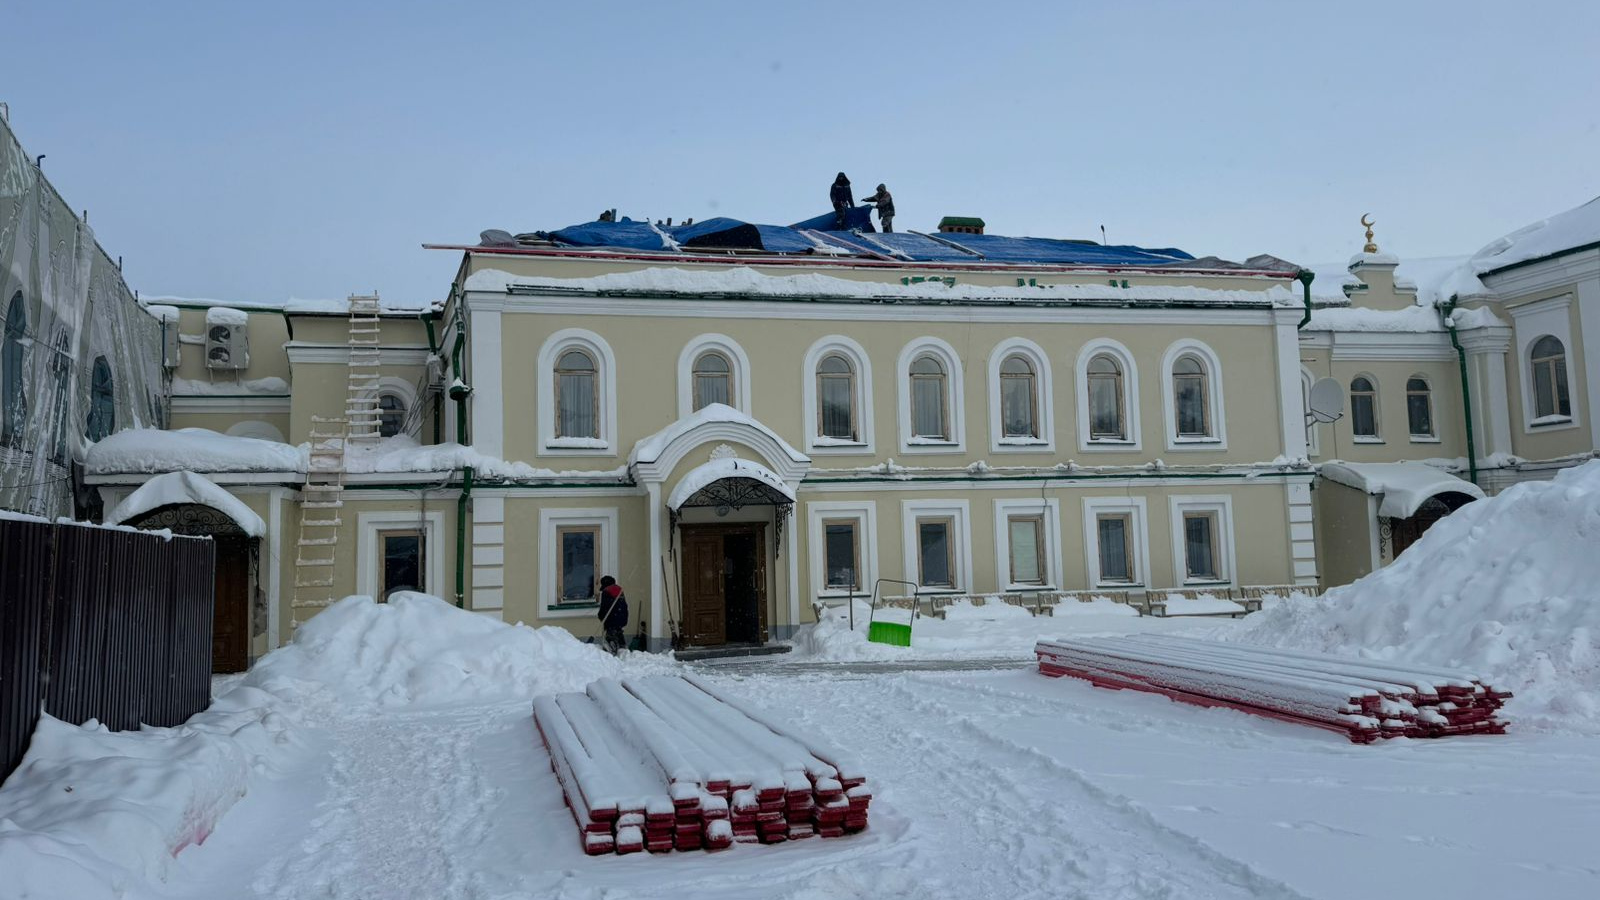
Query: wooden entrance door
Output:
[[212, 534, 252, 673], [678, 523, 768, 647]]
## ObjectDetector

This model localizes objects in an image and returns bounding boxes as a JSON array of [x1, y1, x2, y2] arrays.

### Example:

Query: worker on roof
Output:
[[830, 173, 853, 230], [861, 183, 895, 233]]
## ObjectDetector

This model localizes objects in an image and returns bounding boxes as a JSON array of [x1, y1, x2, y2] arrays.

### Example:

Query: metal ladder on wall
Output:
[[291, 294, 384, 622]]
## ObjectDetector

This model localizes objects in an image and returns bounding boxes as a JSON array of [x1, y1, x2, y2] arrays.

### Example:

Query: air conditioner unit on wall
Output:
[[205, 308, 249, 370]]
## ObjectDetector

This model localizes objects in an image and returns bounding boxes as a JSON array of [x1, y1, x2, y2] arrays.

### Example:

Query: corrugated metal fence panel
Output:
[[0, 519, 54, 783], [1, 520, 215, 782]]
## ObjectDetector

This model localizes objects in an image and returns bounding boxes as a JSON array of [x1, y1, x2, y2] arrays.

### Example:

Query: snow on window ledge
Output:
[[906, 436, 958, 445], [1087, 438, 1136, 447], [1530, 414, 1573, 428], [1352, 436, 1386, 444], [546, 437, 611, 450], [1172, 436, 1221, 444], [811, 436, 868, 448], [998, 436, 1049, 446], [1408, 435, 1441, 443]]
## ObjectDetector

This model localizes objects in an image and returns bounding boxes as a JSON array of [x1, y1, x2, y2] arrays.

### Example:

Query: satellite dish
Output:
[[479, 229, 517, 247], [1307, 378, 1344, 424]]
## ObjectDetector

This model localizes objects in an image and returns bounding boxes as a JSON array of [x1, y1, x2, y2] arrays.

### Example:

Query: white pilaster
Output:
[[470, 495, 505, 611], [647, 481, 665, 647], [469, 306, 504, 456], [1458, 325, 1514, 461], [1273, 312, 1309, 461]]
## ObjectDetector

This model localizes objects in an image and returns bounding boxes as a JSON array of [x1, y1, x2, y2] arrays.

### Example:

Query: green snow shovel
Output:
[[866, 578, 920, 647]]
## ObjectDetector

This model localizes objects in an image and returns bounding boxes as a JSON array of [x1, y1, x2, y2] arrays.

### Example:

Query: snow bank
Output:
[[244, 593, 674, 709], [0, 687, 302, 900], [86, 427, 302, 474], [1230, 460, 1600, 732]]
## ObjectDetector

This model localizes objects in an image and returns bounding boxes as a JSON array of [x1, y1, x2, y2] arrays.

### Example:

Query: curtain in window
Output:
[[911, 375, 946, 438], [1531, 337, 1571, 418], [1097, 517, 1129, 581], [1001, 373, 1035, 437], [1088, 376, 1122, 438], [1009, 518, 1042, 583], [560, 530, 596, 601], [1173, 358, 1207, 436], [824, 523, 858, 589], [820, 375, 854, 439], [1184, 515, 1216, 579], [694, 373, 730, 410], [919, 522, 951, 586], [558, 372, 597, 438]]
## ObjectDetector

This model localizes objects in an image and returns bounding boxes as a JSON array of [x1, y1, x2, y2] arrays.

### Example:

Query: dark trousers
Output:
[[604, 626, 626, 654], [832, 204, 848, 230], [880, 216, 893, 233]]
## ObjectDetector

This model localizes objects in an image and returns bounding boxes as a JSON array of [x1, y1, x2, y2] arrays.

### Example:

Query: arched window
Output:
[[909, 355, 948, 439], [555, 349, 598, 439], [1087, 354, 1125, 440], [1406, 376, 1434, 438], [1530, 336, 1571, 420], [817, 354, 857, 441], [1000, 355, 1038, 439], [378, 392, 407, 438], [86, 356, 114, 442], [1171, 355, 1210, 438], [3, 292, 26, 445], [1350, 375, 1378, 438], [692, 351, 731, 411], [49, 330, 73, 464]]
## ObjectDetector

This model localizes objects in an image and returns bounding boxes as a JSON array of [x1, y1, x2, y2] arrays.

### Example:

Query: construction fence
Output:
[[0, 515, 215, 782]]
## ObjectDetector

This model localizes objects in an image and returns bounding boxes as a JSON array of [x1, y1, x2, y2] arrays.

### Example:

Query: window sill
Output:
[[547, 437, 611, 450], [1529, 416, 1574, 428], [1352, 437, 1385, 444], [552, 600, 599, 610], [1003, 583, 1057, 593], [1181, 579, 1232, 588], [1172, 436, 1221, 444], [1408, 435, 1441, 443], [1087, 438, 1135, 445], [998, 436, 1049, 446], [1095, 581, 1143, 589]]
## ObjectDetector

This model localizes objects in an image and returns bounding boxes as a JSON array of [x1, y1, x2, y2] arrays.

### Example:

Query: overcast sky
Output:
[[5, 0, 1598, 306]]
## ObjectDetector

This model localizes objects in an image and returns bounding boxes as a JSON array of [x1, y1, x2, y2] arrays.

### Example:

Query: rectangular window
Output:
[[1175, 376, 1208, 436], [379, 529, 425, 601], [694, 373, 729, 411], [557, 373, 598, 438], [1001, 376, 1036, 438], [557, 525, 599, 604], [911, 377, 947, 438], [823, 520, 860, 591], [1007, 515, 1045, 585], [1095, 514, 1133, 583], [1182, 512, 1219, 581], [917, 517, 954, 587], [1089, 377, 1123, 439], [1351, 394, 1377, 438], [819, 375, 855, 440], [1407, 393, 1433, 437]]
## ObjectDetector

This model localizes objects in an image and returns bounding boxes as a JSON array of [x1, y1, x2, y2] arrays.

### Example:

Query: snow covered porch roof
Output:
[[106, 470, 267, 537], [666, 458, 795, 512], [1319, 462, 1485, 519]]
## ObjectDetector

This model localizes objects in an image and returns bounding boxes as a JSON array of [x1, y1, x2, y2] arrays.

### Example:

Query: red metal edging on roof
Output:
[[420, 243, 1300, 280]]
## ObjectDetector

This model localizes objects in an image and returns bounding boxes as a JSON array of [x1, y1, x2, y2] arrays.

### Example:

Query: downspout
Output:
[[450, 307, 473, 608], [1296, 269, 1314, 329], [419, 311, 441, 445], [1442, 297, 1479, 486]]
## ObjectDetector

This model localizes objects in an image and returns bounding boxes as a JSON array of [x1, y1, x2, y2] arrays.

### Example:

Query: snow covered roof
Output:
[[105, 470, 266, 537], [467, 266, 1300, 308], [1304, 255, 1486, 307], [87, 428, 304, 475], [629, 403, 809, 467], [1469, 195, 1600, 275], [141, 294, 437, 316], [666, 457, 795, 510], [1319, 461, 1484, 518]]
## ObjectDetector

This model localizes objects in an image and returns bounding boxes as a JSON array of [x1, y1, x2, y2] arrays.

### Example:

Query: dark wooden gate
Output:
[[0, 516, 215, 782]]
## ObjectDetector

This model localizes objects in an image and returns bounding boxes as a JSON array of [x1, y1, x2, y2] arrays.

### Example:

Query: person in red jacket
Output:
[[597, 575, 628, 654]]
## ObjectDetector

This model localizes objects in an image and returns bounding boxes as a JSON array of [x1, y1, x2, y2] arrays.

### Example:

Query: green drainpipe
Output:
[[450, 320, 472, 607], [1296, 269, 1314, 328], [1443, 297, 1479, 486], [419, 311, 441, 445]]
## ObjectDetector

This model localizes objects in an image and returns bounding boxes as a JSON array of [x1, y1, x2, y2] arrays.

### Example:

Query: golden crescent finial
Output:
[[1361, 214, 1378, 254]]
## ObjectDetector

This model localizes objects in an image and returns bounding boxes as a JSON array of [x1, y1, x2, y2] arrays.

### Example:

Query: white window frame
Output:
[[1081, 496, 1149, 588], [900, 499, 971, 593], [676, 333, 753, 417], [1406, 373, 1439, 442], [806, 500, 878, 601], [539, 507, 620, 618], [1349, 372, 1382, 443], [1160, 340, 1226, 450], [801, 335, 875, 455], [987, 338, 1054, 454], [536, 328, 618, 456], [1075, 338, 1141, 452], [1168, 495, 1236, 587], [896, 337, 965, 454], [357, 509, 445, 600], [1509, 295, 1580, 434], [1300, 367, 1321, 457], [993, 498, 1062, 591]]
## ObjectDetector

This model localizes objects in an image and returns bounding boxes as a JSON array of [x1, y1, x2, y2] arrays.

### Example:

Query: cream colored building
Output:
[[76, 200, 1599, 663]]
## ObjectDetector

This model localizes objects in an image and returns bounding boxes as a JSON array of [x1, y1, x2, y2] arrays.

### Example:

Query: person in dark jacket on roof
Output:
[[861, 183, 894, 233], [597, 575, 628, 654], [830, 173, 853, 229]]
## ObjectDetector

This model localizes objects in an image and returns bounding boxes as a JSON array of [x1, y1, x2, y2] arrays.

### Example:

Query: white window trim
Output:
[[357, 375, 418, 439], [896, 337, 966, 455], [992, 498, 1062, 591], [1160, 339, 1227, 451], [1350, 371, 1381, 442], [536, 328, 619, 456], [676, 333, 753, 418], [806, 500, 878, 601], [357, 509, 445, 600], [1081, 496, 1149, 588], [801, 335, 875, 455], [1168, 495, 1237, 587], [900, 499, 972, 593], [1075, 338, 1142, 452], [987, 338, 1055, 454], [539, 507, 620, 618], [1300, 367, 1321, 457], [1510, 294, 1581, 434]]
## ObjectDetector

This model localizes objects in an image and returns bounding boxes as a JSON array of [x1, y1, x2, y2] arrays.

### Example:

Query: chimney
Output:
[[938, 216, 985, 235]]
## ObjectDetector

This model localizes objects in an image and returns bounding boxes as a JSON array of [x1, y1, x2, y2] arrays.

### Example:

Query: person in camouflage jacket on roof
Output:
[[861, 183, 894, 233]]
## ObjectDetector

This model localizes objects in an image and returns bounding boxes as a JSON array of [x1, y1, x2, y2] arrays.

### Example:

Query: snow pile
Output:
[[86, 427, 302, 474], [171, 375, 289, 395], [245, 593, 674, 709], [1230, 460, 1600, 731], [340, 435, 628, 481], [0, 687, 302, 900]]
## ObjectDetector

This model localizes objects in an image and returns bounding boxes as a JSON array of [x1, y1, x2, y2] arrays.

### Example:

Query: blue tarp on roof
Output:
[[911, 233, 1194, 266], [790, 207, 877, 232], [548, 219, 670, 252], [845, 231, 980, 262], [663, 218, 819, 254]]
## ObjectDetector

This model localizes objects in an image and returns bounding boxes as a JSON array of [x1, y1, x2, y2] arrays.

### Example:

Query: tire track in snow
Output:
[[741, 672, 1312, 900]]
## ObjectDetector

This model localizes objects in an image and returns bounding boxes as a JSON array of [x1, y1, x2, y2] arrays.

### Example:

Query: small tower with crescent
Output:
[[1361, 214, 1378, 254]]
